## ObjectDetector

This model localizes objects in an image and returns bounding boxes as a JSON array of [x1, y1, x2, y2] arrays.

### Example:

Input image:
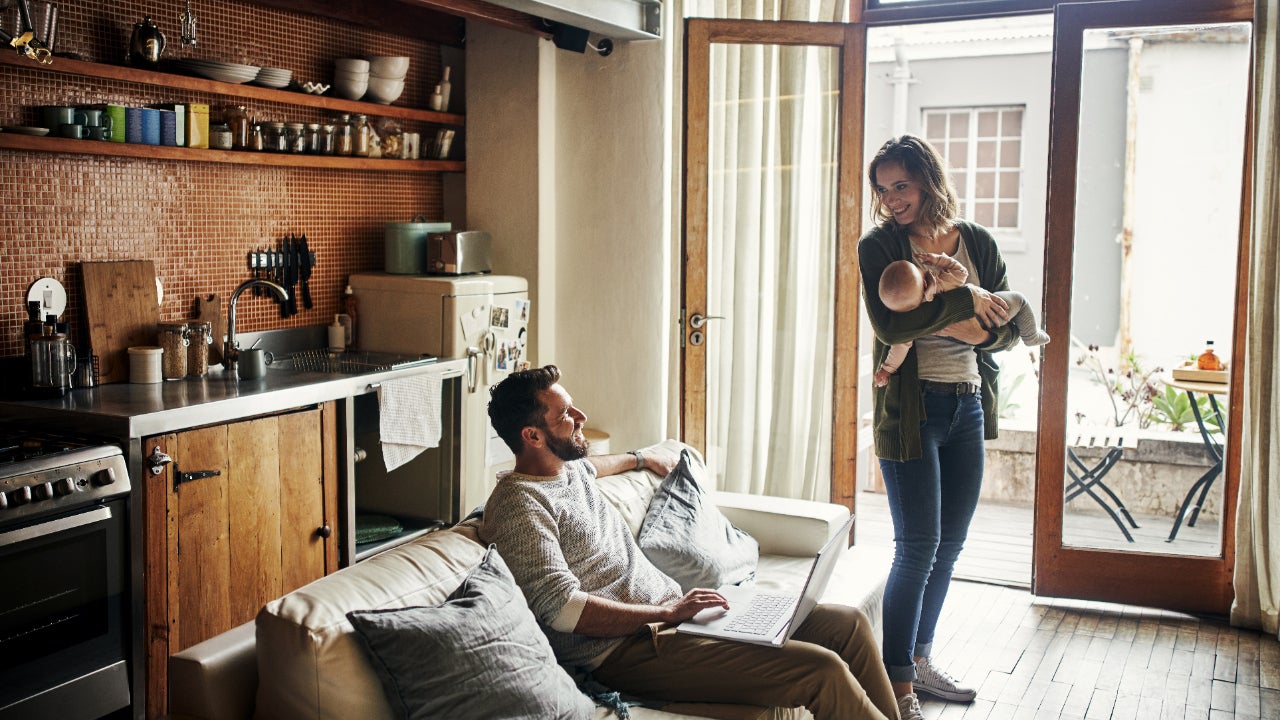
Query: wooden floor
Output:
[[854, 492, 1223, 589], [851, 491, 1275, 719], [913, 580, 1280, 719]]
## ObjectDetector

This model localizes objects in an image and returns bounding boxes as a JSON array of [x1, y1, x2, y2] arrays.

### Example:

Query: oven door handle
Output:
[[0, 506, 112, 548]]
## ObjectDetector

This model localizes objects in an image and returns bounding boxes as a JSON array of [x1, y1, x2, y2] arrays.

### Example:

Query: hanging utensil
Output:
[[180, 0, 197, 48]]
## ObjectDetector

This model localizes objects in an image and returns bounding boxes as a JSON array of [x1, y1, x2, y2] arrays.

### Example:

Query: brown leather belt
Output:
[[921, 380, 981, 396]]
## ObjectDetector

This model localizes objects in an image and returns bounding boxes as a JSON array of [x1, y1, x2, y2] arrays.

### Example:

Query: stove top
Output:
[[0, 427, 129, 524]]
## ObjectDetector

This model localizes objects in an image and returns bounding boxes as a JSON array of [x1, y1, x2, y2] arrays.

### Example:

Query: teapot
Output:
[[129, 16, 165, 66]]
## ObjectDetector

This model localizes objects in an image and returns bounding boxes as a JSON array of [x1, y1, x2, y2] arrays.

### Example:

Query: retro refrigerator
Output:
[[349, 273, 530, 514]]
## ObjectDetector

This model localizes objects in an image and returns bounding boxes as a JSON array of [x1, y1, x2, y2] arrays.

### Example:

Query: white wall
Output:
[[467, 22, 673, 451]]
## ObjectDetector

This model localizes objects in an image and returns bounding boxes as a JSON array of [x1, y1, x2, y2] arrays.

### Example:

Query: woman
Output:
[[858, 135, 1018, 720]]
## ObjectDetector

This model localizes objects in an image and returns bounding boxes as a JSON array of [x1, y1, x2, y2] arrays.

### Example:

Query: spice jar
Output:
[[249, 122, 265, 151], [284, 122, 305, 153], [158, 323, 189, 380], [224, 105, 251, 150], [187, 321, 211, 376], [335, 114, 353, 156], [209, 122, 234, 150], [266, 121, 287, 152], [319, 123, 336, 155], [353, 114, 370, 157], [304, 123, 321, 153]]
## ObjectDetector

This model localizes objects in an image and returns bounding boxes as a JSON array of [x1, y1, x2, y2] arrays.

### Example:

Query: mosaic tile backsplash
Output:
[[0, 0, 453, 360]]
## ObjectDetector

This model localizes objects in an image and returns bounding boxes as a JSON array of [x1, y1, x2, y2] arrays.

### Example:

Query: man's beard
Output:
[[545, 428, 589, 461]]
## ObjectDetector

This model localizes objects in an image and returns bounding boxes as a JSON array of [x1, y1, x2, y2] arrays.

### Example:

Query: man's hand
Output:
[[662, 589, 731, 623], [639, 444, 681, 477]]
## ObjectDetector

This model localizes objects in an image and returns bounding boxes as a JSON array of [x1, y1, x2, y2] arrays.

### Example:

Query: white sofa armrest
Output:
[[714, 492, 850, 557], [167, 620, 257, 720]]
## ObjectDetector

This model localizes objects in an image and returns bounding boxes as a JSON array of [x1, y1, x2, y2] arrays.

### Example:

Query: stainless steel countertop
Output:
[[0, 357, 468, 439]]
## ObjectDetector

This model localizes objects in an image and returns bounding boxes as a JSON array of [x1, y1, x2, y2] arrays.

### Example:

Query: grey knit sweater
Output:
[[479, 460, 682, 669]]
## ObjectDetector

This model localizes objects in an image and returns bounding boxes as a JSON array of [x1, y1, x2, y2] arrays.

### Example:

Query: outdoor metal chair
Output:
[[1065, 427, 1140, 542]]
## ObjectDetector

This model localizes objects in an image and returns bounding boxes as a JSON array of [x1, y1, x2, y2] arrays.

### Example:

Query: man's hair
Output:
[[879, 259, 926, 312], [488, 364, 561, 453], [868, 134, 958, 237]]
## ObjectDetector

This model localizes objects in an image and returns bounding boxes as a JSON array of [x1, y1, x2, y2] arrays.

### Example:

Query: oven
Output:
[[0, 438, 132, 720]]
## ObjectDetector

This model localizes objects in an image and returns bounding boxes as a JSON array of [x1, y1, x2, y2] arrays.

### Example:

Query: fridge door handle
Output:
[[466, 346, 483, 392]]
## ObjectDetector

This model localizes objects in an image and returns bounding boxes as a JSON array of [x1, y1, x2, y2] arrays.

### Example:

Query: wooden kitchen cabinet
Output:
[[143, 402, 340, 718]]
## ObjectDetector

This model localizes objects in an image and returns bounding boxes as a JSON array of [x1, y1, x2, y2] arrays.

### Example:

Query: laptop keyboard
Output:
[[723, 593, 797, 636]]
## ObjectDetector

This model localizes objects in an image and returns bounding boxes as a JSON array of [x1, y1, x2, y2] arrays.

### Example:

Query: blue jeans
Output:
[[877, 390, 985, 683]]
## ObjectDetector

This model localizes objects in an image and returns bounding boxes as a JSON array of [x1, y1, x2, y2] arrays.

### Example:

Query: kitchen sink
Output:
[[270, 349, 437, 375]]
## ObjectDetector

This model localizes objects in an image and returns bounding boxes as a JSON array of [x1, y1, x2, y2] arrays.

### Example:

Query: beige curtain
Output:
[[683, 0, 847, 500], [1232, 0, 1280, 636]]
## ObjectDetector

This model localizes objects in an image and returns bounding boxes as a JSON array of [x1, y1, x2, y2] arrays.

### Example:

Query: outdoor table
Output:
[[1161, 375, 1229, 542], [1065, 427, 1140, 542]]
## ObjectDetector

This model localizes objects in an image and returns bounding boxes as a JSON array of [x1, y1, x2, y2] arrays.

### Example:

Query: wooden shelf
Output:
[[0, 53, 465, 127], [0, 133, 465, 172]]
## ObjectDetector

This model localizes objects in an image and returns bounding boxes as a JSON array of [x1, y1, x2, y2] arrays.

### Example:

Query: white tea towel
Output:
[[379, 371, 443, 472]]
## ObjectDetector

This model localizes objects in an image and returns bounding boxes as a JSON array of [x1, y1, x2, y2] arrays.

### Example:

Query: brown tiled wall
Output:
[[0, 0, 453, 359]]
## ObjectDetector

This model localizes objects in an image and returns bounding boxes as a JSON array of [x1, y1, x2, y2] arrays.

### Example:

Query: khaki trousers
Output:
[[592, 605, 898, 720]]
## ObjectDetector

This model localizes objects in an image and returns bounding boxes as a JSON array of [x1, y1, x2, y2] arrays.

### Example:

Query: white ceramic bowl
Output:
[[367, 56, 409, 79], [334, 68, 369, 82], [333, 76, 368, 101], [365, 77, 404, 104], [334, 58, 370, 73]]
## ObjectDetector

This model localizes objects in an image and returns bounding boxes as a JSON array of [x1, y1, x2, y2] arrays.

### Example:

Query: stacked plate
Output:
[[175, 59, 261, 84], [253, 67, 293, 89]]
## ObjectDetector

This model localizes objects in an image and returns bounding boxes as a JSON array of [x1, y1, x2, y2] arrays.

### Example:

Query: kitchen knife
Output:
[[287, 235, 299, 317], [280, 236, 293, 318], [299, 234, 313, 310]]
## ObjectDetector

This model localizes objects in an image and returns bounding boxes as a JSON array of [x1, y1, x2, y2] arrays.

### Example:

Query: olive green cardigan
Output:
[[858, 220, 1021, 462]]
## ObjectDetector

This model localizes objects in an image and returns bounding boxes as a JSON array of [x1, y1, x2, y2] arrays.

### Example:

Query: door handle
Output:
[[689, 313, 725, 329]]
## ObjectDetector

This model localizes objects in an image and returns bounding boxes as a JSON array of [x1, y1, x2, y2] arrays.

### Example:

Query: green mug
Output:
[[102, 104, 126, 143]]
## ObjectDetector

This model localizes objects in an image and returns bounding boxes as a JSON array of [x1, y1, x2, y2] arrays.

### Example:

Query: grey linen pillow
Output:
[[637, 449, 759, 592], [346, 546, 595, 720]]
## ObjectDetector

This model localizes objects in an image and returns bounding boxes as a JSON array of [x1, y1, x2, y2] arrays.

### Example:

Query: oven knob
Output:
[[8, 486, 31, 506], [92, 466, 118, 486], [33, 482, 54, 501], [55, 477, 77, 496]]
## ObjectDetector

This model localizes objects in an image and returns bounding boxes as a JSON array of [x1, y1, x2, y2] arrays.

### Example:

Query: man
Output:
[[480, 365, 899, 720]]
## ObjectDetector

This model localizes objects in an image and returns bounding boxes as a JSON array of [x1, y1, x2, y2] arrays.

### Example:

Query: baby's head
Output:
[[879, 259, 939, 312]]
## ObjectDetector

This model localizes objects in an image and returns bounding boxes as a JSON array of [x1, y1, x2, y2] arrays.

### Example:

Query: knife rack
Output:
[[247, 248, 318, 273]]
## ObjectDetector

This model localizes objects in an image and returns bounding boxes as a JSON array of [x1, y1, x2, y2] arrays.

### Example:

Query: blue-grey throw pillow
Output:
[[637, 449, 759, 592], [346, 547, 595, 720]]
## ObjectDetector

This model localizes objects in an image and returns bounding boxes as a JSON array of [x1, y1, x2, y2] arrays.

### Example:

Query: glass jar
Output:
[[353, 114, 370, 157], [285, 122, 306, 153], [249, 122, 265, 151], [186, 321, 212, 376], [158, 323, 189, 380], [335, 114, 353, 156], [209, 122, 234, 151], [224, 105, 251, 150], [319, 123, 336, 155], [266, 121, 287, 152], [304, 123, 322, 154]]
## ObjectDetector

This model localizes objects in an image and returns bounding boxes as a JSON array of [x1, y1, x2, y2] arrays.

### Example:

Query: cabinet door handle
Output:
[[315, 524, 332, 539], [173, 462, 221, 491]]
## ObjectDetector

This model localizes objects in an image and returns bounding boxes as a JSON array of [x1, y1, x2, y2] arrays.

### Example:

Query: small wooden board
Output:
[[81, 260, 160, 384], [1171, 366, 1228, 384]]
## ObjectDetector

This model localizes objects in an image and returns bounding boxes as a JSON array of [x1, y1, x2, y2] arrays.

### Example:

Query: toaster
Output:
[[426, 231, 492, 275]]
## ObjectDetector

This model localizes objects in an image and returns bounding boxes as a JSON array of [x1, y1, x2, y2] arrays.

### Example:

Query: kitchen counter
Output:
[[0, 357, 467, 439]]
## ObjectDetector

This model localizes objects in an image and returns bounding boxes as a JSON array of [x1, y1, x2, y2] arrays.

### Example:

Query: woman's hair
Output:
[[868, 135, 958, 236]]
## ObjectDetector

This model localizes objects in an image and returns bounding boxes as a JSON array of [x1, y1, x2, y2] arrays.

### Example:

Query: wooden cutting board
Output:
[[81, 260, 160, 384], [194, 294, 223, 365]]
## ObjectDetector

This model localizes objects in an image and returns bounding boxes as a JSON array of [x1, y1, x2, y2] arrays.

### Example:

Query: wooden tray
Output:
[[1171, 366, 1228, 383]]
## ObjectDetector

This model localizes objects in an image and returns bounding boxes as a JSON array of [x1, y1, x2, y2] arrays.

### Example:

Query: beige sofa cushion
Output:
[[254, 527, 486, 720]]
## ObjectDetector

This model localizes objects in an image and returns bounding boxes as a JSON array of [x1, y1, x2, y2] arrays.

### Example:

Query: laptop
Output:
[[676, 514, 855, 647]]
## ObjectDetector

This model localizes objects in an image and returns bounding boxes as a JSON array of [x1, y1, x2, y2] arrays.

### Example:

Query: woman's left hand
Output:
[[969, 286, 1011, 328]]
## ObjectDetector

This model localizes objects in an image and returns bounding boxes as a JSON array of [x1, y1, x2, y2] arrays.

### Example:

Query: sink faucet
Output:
[[223, 278, 289, 371]]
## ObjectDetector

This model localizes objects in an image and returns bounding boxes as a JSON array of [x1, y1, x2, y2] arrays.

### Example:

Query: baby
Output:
[[875, 252, 1049, 387]]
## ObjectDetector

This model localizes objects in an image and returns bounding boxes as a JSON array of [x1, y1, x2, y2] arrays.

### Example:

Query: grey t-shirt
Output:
[[911, 236, 981, 385]]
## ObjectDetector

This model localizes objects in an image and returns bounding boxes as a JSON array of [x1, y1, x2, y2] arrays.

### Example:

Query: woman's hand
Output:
[[935, 317, 993, 345], [969, 286, 1010, 329]]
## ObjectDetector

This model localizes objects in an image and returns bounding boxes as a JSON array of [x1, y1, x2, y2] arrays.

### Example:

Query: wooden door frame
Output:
[[1034, 0, 1253, 614], [680, 18, 866, 510]]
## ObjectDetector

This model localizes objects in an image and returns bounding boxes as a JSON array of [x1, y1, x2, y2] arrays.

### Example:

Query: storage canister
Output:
[[158, 323, 189, 379], [187, 321, 212, 376], [129, 346, 164, 384], [384, 216, 451, 274]]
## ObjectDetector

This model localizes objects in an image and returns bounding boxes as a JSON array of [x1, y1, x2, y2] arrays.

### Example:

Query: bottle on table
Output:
[[1197, 341, 1223, 371]]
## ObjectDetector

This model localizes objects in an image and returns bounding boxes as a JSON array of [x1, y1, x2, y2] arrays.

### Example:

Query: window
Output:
[[923, 106, 1024, 230]]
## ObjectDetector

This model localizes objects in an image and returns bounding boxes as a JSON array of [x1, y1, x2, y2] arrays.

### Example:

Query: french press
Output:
[[29, 322, 76, 397]]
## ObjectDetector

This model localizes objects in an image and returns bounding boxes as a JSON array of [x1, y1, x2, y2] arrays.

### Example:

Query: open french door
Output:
[[680, 18, 865, 508], [1035, 0, 1253, 615]]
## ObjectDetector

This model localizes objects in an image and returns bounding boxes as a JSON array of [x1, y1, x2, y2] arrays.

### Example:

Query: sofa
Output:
[[168, 459, 892, 720]]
